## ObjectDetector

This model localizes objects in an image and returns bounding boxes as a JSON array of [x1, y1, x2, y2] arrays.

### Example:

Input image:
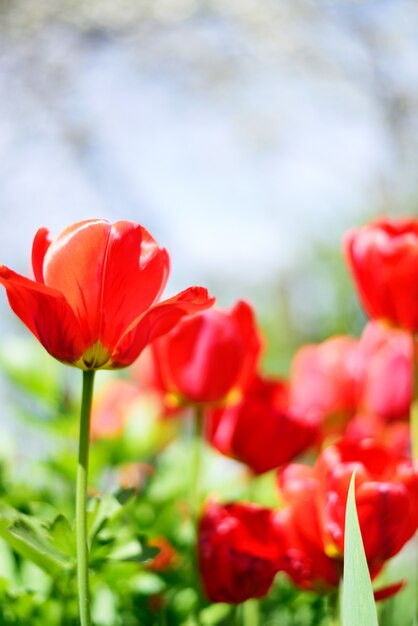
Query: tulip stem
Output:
[[190, 405, 204, 522], [76, 370, 95, 626]]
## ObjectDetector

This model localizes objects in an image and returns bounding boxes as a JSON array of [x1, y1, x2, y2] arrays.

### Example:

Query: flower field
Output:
[[0, 218, 416, 625]]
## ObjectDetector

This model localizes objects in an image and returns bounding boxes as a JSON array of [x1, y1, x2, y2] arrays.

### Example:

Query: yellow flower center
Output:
[[74, 342, 113, 370]]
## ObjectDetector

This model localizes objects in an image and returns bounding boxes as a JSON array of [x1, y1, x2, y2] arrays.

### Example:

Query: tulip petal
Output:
[[42, 220, 171, 348], [31, 227, 51, 283], [373, 580, 404, 602], [111, 287, 215, 368], [43, 219, 110, 342], [99, 221, 170, 348], [0, 265, 85, 363]]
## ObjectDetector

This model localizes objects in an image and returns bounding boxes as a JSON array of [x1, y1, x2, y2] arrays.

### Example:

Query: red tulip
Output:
[[316, 438, 418, 565], [290, 336, 360, 438], [358, 321, 412, 421], [277, 438, 418, 592], [344, 218, 418, 331], [149, 301, 262, 405], [198, 500, 282, 603], [207, 374, 319, 474], [0, 220, 214, 369], [274, 496, 341, 592]]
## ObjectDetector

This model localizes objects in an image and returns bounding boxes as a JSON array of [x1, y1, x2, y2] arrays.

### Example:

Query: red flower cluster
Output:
[[289, 321, 414, 444], [195, 216, 418, 602], [198, 434, 418, 604], [5, 216, 418, 612], [276, 438, 418, 592]]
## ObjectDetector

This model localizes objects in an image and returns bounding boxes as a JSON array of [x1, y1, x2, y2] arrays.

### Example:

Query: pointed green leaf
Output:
[[87, 495, 122, 543], [342, 472, 378, 626], [49, 514, 76, 557], [0, 516, 73, 576]]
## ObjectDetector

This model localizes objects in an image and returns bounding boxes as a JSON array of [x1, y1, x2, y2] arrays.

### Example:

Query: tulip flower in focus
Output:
[[198, 500, 282, 603], [148, 301, 262, 406], [290, 336, 360, 439], [206, 374, 319, 474], [0, 220, 214, 370], [344, 218, 418, 332]]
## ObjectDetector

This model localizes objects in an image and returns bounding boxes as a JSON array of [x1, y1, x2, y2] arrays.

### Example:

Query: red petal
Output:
[[227, 301, 263, 391], [42, 219, 110, 342], [374, 580, 405, 602], [0, 265, 85, 363], [42, 220, 170, 349], [111, 287, 215, 368], [31, 227, 51, 283], [99, 222, 170, 349]]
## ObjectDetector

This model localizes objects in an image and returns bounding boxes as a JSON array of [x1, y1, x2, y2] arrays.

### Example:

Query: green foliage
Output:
[[0, 338, 415, 625], [342, 473, 378, 626]]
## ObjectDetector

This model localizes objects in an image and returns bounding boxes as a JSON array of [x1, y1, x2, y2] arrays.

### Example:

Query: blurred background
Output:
[[0, 0, 417, 364]]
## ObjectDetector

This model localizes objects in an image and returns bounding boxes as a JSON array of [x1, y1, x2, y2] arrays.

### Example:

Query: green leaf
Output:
[[87, 495, 122, 543], [342, 472, 378, 626], [114, 487, 136, 506], [129, 572, 166, 595], [49, 514, 76, 557], [0, 515, 73, 576], [109, 535, 160, 563]]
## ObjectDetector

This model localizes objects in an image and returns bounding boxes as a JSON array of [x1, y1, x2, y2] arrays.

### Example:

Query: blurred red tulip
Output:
[[150, 301, 262, 405], [276, 438, 418, 592], [358, 321, 412, 421], [344, 414, 411, 459], [344, 218, 418, 331], [198, 500, 282, 603], [0, 220, 214, 369], [316, 438, 418, 565], [207, 374, 319, 474], [274, 501, 341, 592], [290, 336, 360, 438]]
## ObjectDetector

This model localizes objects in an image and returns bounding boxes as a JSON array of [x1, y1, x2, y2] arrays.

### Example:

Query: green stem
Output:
[[190, 405, 204, 522], [411, 333, 418, 460], [76, 370, 95, 626], [189, 406, 205, 626], [242, 599, 259, 626]]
